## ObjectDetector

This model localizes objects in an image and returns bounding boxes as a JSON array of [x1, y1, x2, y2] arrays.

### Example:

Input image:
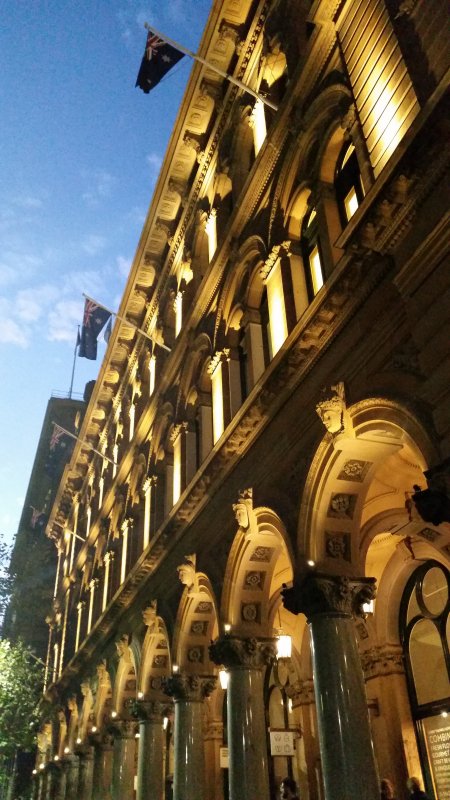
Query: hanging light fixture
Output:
[[219, 669, 229, 690], [276, 633, 292, 659]]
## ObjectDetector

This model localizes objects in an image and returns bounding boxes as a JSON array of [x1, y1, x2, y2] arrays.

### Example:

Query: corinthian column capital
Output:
[[131, 699, 167, 723], [163, 673, 216, 702], [281, 572, 376, 620], [209, 635, 276, 670]]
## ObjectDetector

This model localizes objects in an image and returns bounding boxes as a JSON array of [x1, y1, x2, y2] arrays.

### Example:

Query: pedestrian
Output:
[[406, 776, 429, 799], [280, 776, 300, 800], [380, 778, 397, 799]]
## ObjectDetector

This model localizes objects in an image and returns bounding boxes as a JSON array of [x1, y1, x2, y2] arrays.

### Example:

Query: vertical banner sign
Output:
[[422, 715, 450, 799]]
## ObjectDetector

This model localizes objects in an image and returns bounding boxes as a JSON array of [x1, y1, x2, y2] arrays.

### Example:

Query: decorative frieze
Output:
[[209, 635, 276, 670], [360, 645, 404, 680]]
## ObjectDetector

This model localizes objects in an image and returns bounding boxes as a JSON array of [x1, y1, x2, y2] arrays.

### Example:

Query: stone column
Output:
[[62, 754, 79, 800], [282, 572, 379, 800], [135, 701, 165, 800], [111, 720, 136, 800], [77, 745, 95, 799], [209, 636, 276, 800], [46, 761, 64, 800], [92, 734, 114, 800], [163, 673, 216, 800]]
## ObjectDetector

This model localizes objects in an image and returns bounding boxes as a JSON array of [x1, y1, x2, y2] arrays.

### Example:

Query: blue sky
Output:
[[0, 0, 212, 548]]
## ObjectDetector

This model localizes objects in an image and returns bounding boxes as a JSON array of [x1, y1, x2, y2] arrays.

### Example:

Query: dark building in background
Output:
[[2, 386, 91, 660]]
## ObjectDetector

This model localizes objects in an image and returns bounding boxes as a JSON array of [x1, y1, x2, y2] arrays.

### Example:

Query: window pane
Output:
[[344, 187, 359, 220], [310, 246, 324, 295], [409, 618, 450, 705], [420, 567, 448, 617]]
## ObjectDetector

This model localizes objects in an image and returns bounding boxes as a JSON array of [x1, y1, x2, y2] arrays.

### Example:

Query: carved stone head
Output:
[[232, 488, 253, 530], [177, 554, 197, 593], [316, 382, 346, 434]]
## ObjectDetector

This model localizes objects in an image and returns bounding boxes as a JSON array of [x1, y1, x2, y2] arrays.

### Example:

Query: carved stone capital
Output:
[[360, 645, 404, 680], [109, 718, 136, 739], [131, 699, 166, 723], [209, 636, 277, 670], [281, 572, 376, 620], [163, 673, 216, 702]]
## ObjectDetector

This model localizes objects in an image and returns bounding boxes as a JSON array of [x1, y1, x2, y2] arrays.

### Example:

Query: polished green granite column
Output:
[[282, 571, 379, 800], [62, 754, 79, 800], [77, 745, 94, 800], [164, 673, 216, 800], [91, 733, 114, 800], [111, 720, 136, 800], [209, 636, 276, 800], [134, 701, 165, 800]]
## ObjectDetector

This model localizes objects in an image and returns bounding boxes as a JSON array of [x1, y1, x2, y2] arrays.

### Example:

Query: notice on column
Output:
[[423, 715, 450, 800]]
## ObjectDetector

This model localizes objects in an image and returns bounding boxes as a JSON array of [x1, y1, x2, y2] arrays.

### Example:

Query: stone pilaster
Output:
[[282, 572, 379, 800], [163, 674, 216, 800], [209, 636, 276, 800]]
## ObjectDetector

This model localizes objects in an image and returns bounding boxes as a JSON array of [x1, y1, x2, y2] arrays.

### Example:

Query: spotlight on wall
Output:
[[91, 726, 97, 733], [276, 634, 292, 660], [172, 664, 179, 674], [135, 732, 140, 739], [163, 717, 168, 730], [219, 669, 229, 690], [111, 710, 117, 719], [137, 691, 144, 700], [306, 559, 315, 568], [64, 747, 70, 755], [224, 623, 231, 633], [39, 763, 45, 770], [32, 769, 37, 775], [54, 755, 59, 762], [76, 737, 82, 744], [442, 711, 448, 718]]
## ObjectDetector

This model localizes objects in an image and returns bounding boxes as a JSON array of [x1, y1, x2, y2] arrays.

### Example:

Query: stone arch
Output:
[[139, 605, 171, 699], [298, 396, 442, 571], [112, 635, 138, 716], [92, 661, 113, 730], [173, 572, 219, 674], [221, 500, 294, 637]]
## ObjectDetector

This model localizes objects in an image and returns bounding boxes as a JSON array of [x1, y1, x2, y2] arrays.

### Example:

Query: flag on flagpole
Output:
[[135, 30, 185, 93], [79, 298, 112, 360], [30, 507, 48, 532], [45, 423, 75, 478]]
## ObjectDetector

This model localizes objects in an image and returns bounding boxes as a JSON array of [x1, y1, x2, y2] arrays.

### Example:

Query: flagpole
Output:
[[144, 23, 279, 112], [51, 422, 117, 466], [82, 293, 171, 352], [68, 326, 80, 399], [51, 520, 85, 543]]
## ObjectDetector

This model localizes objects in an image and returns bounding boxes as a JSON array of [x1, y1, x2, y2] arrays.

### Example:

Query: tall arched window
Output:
[[400, 560, 450, 799], [301, 207, 324, 297], [334, 143, 365, 226]]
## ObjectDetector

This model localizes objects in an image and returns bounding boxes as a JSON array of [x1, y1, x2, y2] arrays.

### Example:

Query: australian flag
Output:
[[135, 30, 184, 94], [45, 424, 75, 478], [78, 299, 112, 360]]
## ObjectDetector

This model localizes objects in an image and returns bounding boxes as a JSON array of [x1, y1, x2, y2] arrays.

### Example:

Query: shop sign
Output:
[[270, 730, 295, 756], [422, 714, 450, 800]]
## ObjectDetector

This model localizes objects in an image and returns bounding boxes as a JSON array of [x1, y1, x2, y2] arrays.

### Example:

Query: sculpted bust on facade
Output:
[[177, 554, 198, 594], [316, 382, 347, 435]]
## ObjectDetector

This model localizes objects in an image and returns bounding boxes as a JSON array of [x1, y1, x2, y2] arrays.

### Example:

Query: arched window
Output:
[[301, 207, 324, 297], [334, 143, 365, 226], [400, 560, 450, 799]]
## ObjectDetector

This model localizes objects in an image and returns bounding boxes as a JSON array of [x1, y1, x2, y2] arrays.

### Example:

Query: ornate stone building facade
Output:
[[35, 1, 450, 799]]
